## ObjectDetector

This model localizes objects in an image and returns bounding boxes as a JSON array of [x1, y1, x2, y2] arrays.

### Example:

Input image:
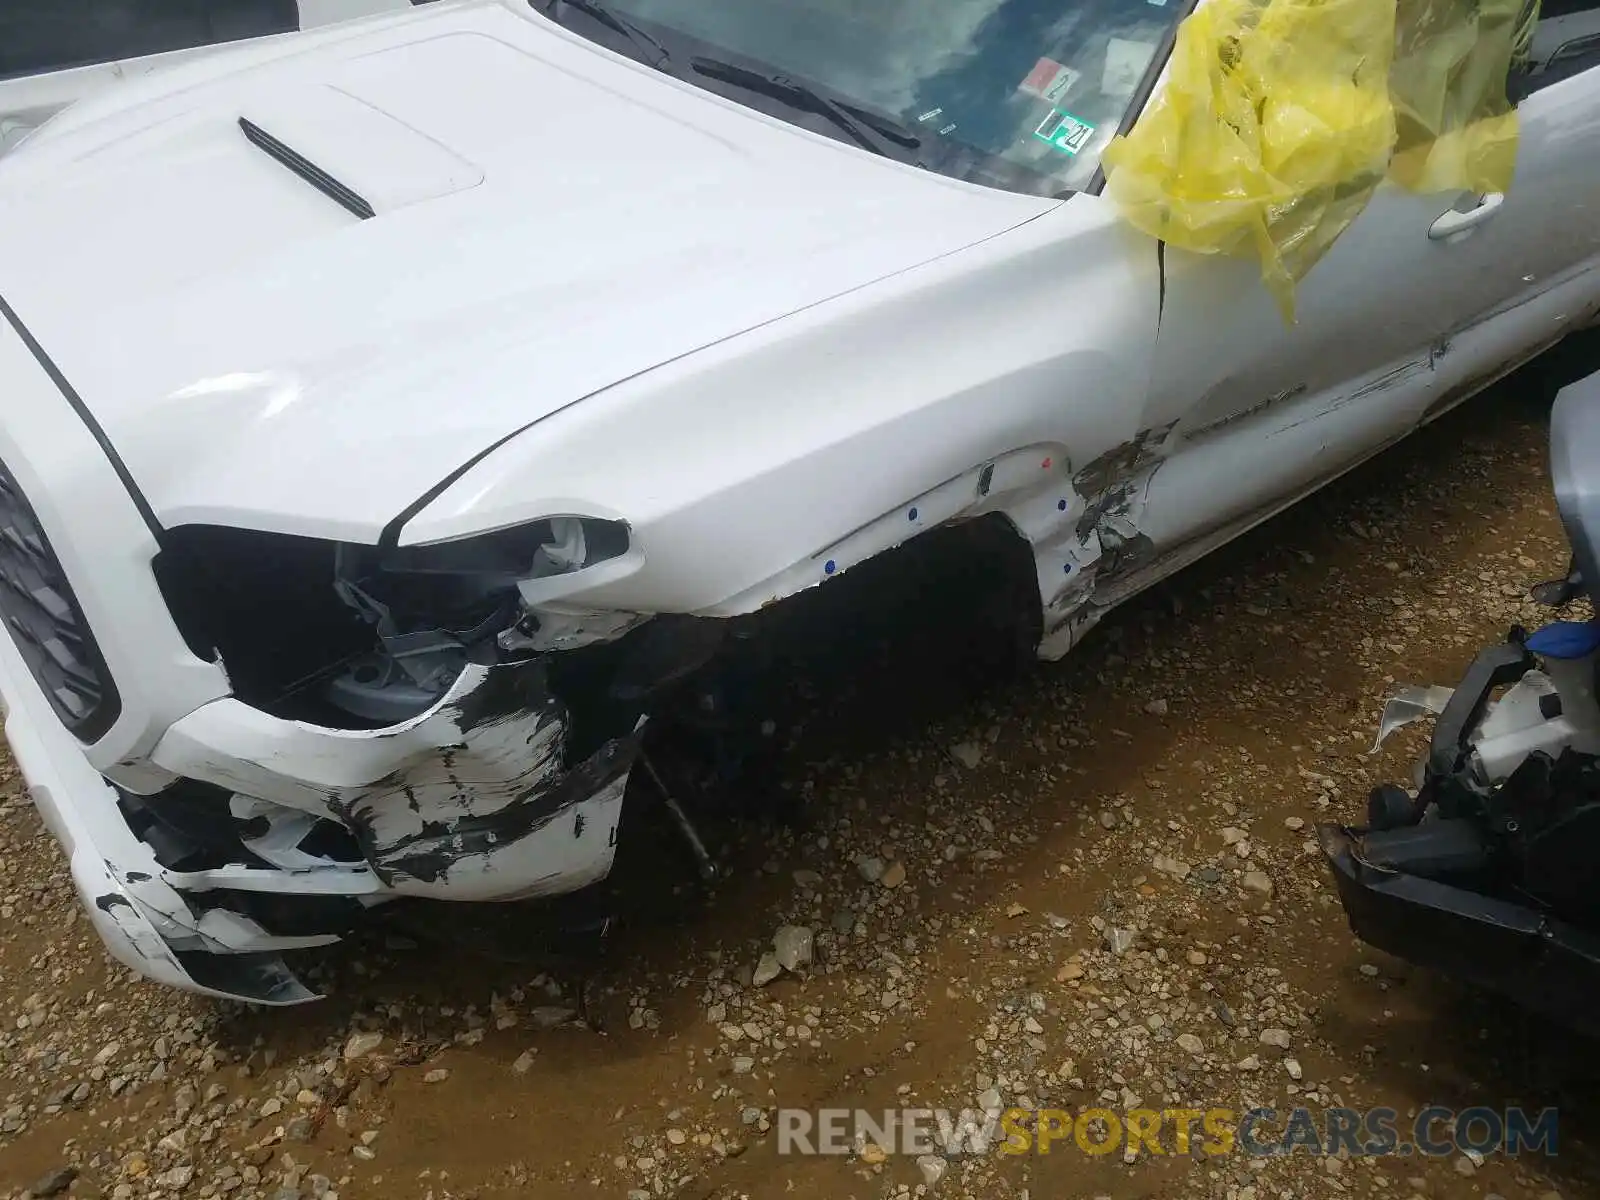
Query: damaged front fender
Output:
[[149, 657, 640, 901]]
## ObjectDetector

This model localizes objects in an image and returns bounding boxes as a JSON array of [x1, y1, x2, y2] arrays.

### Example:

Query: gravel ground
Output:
[[4, 342, 1600, 1200]]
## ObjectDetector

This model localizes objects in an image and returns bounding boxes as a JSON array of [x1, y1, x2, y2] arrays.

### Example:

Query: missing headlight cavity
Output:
[[153, 518, 630, 726]]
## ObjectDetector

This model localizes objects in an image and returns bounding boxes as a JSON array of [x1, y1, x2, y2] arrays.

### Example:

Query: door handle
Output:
[[1428, 192, 1505, 240]]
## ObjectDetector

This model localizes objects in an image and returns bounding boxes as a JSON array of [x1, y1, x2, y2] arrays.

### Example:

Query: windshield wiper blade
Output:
[[689, 57, 920, 160], [543, 0, 670, 68]]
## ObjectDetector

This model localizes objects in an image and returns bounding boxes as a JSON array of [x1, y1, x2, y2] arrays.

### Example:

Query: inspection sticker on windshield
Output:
[[1018, 57, 1081, 104], [1033, 109, 1096, 155]]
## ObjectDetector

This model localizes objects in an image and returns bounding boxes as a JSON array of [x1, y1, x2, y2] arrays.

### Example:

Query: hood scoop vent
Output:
[[239, 117, 375, 220], [237, 83, 483, 216]]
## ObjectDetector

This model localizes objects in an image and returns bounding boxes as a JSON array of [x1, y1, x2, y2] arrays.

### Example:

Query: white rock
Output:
[[1220, 827, 1248, 845], [752, 953, 783, 988], [774, 926, 814, 972], [1242, 870, 1275, 897], [511, 1050, 537, 1075], [1153, 855, 1191, 880], [1259, 1028, 1292, 1049], [917, 1155, 948, 1187], [343, 1032, 383, 1062], [528, 1006, 576, 1030], [950, 742, 983, 769], [1176, 1033, 1204, 1055], [1284, 1057, 1303, 1081]]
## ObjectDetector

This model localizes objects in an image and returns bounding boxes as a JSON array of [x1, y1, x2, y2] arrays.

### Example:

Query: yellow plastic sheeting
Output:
[[1101, 0, 1533, 321]]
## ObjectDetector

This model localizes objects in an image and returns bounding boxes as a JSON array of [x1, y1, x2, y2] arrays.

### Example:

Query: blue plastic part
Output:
[[1526, 620, 1600, 660], [824, 560, 836, 576]]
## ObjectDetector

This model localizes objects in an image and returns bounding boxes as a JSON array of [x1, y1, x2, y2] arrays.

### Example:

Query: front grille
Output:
[[0, 458, 120, 740]]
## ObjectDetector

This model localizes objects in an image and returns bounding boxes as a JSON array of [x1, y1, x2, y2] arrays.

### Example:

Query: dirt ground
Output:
[[4, 341, 1600, 1200]]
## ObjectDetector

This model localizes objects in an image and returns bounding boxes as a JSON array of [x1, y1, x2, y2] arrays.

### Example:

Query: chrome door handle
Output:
[[1429, 192, 1505, 240]]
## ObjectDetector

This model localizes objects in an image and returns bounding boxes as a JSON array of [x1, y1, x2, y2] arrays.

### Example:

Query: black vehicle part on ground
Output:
[[1321, 821, 1600, 1036]]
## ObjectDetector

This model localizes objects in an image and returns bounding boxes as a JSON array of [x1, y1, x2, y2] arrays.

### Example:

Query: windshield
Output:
[[538, 0, 1185, 197]]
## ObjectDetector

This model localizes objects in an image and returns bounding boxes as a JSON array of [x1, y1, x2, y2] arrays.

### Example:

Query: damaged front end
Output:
[[1321, 368, 1600, 1034], [98, 516, 725, 1001]]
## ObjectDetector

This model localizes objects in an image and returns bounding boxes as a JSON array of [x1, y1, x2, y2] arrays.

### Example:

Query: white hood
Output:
[[0, 0, 1051, 542]]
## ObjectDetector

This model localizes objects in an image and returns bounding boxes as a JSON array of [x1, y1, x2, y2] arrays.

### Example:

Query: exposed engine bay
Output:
[[1321, 368, 1600, 1035]]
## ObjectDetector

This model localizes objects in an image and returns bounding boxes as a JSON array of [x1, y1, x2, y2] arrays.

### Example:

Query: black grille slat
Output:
[[0, 457, 119, 740], [30, 584, 70, 624]]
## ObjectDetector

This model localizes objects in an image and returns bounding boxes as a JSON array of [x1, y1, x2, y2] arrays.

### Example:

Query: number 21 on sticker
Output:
[[1033, 110, 1096, 156]]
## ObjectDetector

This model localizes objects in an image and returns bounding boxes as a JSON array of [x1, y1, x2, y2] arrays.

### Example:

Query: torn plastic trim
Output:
[[1371, 684, 1456, 753], [149, 656, 641, 901], [703, 443, 1088, 616], [695, 432, 1176, 662], [93, 857, 320, 1001]]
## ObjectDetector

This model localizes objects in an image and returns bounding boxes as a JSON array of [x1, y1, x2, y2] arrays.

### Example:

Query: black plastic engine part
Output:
[[1322, 822, 1600, 1035], [1353, 818, 1490, 879]]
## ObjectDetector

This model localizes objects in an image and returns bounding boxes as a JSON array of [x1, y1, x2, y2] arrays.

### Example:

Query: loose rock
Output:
[[343, 1031, 384, 1061], [752, 952, 783, 988], [29, 1168, 77, 1199], [773, 925, 814, 972]]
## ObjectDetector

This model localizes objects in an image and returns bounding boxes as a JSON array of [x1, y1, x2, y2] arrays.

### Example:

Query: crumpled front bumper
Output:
[[0, 615, 314, 1002], [0, 623, 639, 1004], [0, 288, 642, 1004]]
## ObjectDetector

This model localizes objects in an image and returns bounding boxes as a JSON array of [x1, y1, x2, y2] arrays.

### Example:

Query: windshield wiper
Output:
[[689, 57, 921, 161], [541, 0, 670, 68]]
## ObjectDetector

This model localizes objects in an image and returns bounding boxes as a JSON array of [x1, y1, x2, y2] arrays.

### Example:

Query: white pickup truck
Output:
[[1, 0, 1598, 1005]]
